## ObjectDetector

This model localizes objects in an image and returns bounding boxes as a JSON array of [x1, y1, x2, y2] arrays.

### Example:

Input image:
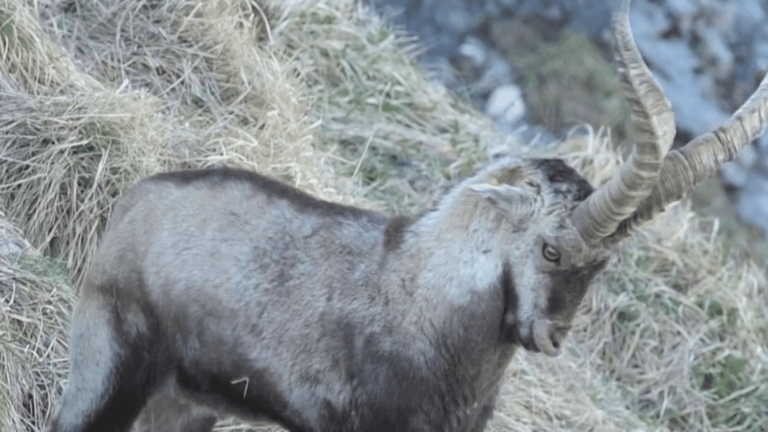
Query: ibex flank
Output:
[[47, 0, 768, 431]]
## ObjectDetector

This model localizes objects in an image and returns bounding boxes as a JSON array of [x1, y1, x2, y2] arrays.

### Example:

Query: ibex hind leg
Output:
[[47, 293, 162, 432], [133, 389, 217, 432]]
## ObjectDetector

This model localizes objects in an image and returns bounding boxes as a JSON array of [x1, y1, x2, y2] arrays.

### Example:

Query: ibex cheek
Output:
[[532, 319, 564, 357]]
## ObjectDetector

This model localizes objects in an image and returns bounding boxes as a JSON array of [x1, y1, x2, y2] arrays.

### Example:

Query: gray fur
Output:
[[47, 157, 610, 432]]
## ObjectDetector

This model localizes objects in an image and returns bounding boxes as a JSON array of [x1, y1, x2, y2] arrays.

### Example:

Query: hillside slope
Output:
[[0, 0, 766, 431]]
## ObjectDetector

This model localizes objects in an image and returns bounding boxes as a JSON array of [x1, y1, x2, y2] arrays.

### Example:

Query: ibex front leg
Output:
[[46, 282, 163, 432]]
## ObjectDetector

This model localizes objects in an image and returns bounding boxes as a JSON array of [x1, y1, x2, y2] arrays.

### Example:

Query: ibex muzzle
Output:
[[47, 1, 768, 431]]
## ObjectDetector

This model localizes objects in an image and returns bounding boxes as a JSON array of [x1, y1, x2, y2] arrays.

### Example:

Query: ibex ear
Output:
[[470, 165, 534, 214]]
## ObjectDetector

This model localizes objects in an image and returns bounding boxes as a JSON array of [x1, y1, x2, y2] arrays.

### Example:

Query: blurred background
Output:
[[366, 0, 768, 263]]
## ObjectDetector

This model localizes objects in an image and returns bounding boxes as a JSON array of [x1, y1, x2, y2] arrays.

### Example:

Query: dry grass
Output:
[[273, 0, 504, 213], [0, 0, 766, 431], [1, 0, 348, 283], [0, 211, 74, 432]]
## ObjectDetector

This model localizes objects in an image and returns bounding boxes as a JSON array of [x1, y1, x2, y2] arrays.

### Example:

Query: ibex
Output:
[[47, 1, 768, 431]]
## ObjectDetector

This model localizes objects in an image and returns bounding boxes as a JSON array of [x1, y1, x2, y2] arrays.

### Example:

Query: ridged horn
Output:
[[571, 0, 676, 244], [604, 71, 768, 247]]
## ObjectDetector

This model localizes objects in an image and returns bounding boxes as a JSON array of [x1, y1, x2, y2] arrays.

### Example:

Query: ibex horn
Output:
[[604, 71, 768, 246], [571, 0, 676, 244]]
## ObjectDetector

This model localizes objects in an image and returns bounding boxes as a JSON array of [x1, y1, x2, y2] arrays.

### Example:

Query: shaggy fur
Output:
[[47, 158, 610, 432]]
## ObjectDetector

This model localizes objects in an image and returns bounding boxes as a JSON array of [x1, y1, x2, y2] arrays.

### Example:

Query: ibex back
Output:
[[47, 0, 768, 431]]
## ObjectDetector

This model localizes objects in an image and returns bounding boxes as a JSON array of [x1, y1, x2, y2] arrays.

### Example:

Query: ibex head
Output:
[[450, 157, 608, 357], [461, 0, 768, 357]]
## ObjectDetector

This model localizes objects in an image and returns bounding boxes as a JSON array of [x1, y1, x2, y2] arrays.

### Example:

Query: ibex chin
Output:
[[47, 1, 768, 431]]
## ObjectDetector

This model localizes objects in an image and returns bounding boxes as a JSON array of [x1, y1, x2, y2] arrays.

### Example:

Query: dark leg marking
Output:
[[47, 285, 168, 432]]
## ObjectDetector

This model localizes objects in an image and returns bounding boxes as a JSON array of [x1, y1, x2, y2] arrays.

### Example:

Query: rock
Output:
[[698, 27, 734, 80], [629, 1, 729, 137], [731, 0, 765, 38], [665, 0, 699, 18], [485, 84, 526, 125], [756, 135, 768, 171], [458, 36, 488, 71], [722, 144, 757, 188], [516, 0, 566, 21], [752, 27, 768, 73], [453, 37, 514, 99], [493, 0, 520, 9], [758, 134, 768, 155], [435, 5, 479, 34], [471, 49, 514, 96], [722, 162, 749, 189]]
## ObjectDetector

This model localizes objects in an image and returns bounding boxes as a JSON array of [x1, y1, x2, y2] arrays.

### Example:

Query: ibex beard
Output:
[[46, 0, 768, 430]]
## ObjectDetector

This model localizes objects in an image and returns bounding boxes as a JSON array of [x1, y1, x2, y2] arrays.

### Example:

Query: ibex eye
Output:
[[542, 243, 561, 262]]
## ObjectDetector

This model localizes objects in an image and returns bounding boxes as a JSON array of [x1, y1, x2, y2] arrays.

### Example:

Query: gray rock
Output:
[[698, 28, 734, 80], [435, 6, 480, 34], [722, 144, 758, 188], [756, 135, 768, 172], [630, 1, 729, 136], [753, 27, 768, 73], [732, 0, 766, 36], [471, 50, 514, 96], [494, 0, 520, 8], [722, 162, 749, 189], [758, 134, 768, 156], [485, 84, 526, 125], [643, 42, 728, 136], [665, 0, 700, 18], [458, 36, 489, 71], [516, 0, 565, 21]]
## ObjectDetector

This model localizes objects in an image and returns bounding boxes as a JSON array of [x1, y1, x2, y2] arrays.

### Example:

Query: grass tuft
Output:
[[0, 211, 75, 432]]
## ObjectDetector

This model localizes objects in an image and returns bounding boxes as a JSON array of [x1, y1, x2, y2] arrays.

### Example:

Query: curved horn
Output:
[[571, 0, 676, 244], [604, 71, 768, 246]]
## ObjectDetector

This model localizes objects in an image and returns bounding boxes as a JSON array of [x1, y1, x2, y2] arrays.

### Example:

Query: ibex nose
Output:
[[532, 319, 569, 357]]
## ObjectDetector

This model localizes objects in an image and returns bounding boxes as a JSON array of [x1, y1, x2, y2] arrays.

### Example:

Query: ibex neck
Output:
[[378, 191, 513, 344]]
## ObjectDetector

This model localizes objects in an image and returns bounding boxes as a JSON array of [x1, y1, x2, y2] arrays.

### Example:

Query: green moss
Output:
[[0, 10, 29, 51], [490, 19, 629, 143], [17, 252, 70, 285], [615, 304, 640, 326], [692, 353, 768, 429]]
